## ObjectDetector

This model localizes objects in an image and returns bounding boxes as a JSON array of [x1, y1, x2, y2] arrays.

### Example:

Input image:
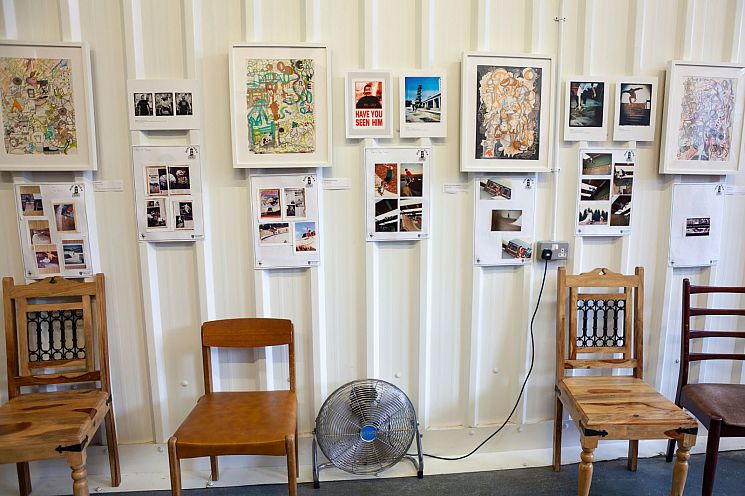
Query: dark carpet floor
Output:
[[123, 450, 745, 495]]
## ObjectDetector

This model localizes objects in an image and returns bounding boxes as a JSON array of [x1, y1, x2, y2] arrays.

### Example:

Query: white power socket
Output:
[[536, 241, 569, 261]]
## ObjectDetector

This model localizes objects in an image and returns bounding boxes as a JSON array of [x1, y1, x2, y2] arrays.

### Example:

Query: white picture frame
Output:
[[14, 182, 95, 279], [612, 77, 658, 142], [659, 60, 745, 174], [460, 52, 553, 172], [668, 183, 725, 267], [474, 174, 537, 266], [127, 79, 200, 130], [250, 173, 321, 269], [575, 148, 635, 237], [229, 43, 331, 168], [365, 147, 430, 241], [0, 41, 96, 171], [345, 71, 393, 139], [564, 76, 609, 142], [399, 70, 447, 138], [132, 145, 204, 242]]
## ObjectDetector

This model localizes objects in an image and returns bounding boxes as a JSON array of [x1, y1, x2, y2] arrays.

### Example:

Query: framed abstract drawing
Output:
[[460, 52, 553, 172], [399, 70, 447, 138], [0, 41, 96, 171], [613, 77, 658, 142], [229, 43, 331, 168], [659, 60, 745, 174], [345, 71, 393, 139], [564, 76, 609, 141]]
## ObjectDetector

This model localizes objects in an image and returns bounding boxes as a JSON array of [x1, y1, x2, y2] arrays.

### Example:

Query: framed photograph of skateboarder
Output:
[[399, 70, 447, 138], [564, 77, 609, 141], [613, 77, 657, 142]]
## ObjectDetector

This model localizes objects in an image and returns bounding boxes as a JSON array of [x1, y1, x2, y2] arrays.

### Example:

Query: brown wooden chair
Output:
[[168, 318, 298, 496], [553, 267, 697, 496], [0, 275, 120, 496], [666, 278, 745, 495]]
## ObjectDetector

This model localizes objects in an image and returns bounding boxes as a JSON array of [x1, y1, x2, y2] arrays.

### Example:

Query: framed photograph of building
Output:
[[660, 60, 745, 174], [132, 145, 204, 242], [613, 77, 658, 142], [399, 70, 447, 138], [0, 41, 96, 171], [229, 43, 331, 168], [460, 52, 552, 172], [127, 79, 199, 130], [564, 77, 609, 141], [346, 71, 393, 139]]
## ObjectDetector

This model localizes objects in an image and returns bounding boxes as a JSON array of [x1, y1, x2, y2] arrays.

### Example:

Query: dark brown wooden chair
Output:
[[168, 318, 298, 496], [0, 275, 120, 495], [666, 278, 745, 495], [553, 267, 697, 496]]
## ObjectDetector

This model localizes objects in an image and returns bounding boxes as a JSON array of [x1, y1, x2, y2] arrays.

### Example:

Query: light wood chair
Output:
[[1, 275, 120, 496], [553, 267, 697, 496], [168, 318, 298, 496]]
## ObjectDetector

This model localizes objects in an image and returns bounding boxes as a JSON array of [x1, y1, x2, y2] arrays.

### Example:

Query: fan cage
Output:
[[315, 379, 418, 475]]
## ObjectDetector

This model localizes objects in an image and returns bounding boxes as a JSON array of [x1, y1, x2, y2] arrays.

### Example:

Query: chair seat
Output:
[[680, 383, 745, 429], [173, 391, 297, 458], [0, 389, 110, 464], [560, 376, 697, 438]]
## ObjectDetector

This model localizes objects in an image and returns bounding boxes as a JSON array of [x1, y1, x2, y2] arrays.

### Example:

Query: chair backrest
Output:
[[556, 267, 644, 382], [2, 274, 112, 399], [677, 278, 745, 389], [200, 318, 295, 393]]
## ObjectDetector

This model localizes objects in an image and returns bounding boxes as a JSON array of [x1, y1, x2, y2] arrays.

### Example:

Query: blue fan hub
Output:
[[360, 425, 377, 442]]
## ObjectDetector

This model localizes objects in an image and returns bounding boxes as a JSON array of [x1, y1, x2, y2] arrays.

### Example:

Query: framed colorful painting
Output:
[[229, 43, 331, 168], [460, 52, 553, 172], [0, 41, 96, 171], [660, 60, 745, 174]]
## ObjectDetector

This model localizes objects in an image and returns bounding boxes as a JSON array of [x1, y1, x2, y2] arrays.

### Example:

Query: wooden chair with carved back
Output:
[[168, 318, 297, 496], [553, 267, 697, 496], [1, 274, 120, 496], [665, 278, 745, 496]]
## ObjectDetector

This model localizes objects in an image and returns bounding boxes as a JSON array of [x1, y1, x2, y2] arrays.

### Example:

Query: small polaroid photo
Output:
[[685, 217, 710, 237], [155, 92, 174, 116], [174, 200, 194, 230], [146, 198, 168, 230], [610, 195, 632, 227], [399, 198, 423, 232], [502, 237, 533, 259], [134, 92, 153, 116], [581, 152, 613, 175], [400, 163, 423, 197], [53, 203, 77, 232], [259, 188, 282, 219], [294, 221, 317, 252], [167, 165, 191, 195], [28, 219, 51, 245], [479, 178, 512, 200], [283, 188, 306, 218], [614, 163, 634, 180], [374, 163, 398, 197], [578, 201, 609, 226], [613, 177, 633, 195], [61, 240, 87, 269], [491, 209, 523, 232], [258, 222, 290, 245], [375, 199, 399, 232], [175, 92, 193, 116], [146, 166, 167, 195], [19, 185, 44, 216], [34, 244, 61, 274], [580, 179, 610, 201]]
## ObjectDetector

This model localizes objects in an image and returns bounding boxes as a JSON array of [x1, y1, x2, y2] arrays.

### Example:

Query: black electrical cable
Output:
[[412, 258, 550, 461]]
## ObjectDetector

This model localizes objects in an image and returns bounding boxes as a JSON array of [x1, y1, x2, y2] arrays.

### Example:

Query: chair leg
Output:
[[104, 408, 121, 486], [286, 434, 297, 496], [295, 426, 299, 475], [665, 438, 676, 463], [67, 451, 89, 496], [168, 437, 182, 496], [552, 396, 563, 472], [17, 462, 31, 496], [578, 438, 597, 496], [670, 439, 693, 496], [210, 456, 219, 481], [702, 418, 722, 496], [627, 440, 638, 472]]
